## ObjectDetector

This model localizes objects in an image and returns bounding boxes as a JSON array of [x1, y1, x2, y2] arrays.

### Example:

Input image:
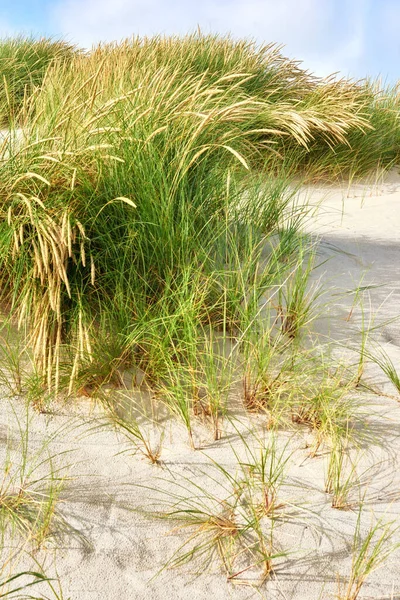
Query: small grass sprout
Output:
[[0, 405, 69, 548], [235, 430, 290, 518], [337, 508, 400, 600], [139, 454, 285, 583], [367, 344, 400, 396], [325, 436, 360, 510], [102, 393, 163, 464]]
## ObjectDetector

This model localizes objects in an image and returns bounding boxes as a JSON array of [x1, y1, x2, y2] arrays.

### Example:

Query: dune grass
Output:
[[0, 33, 399, 595], [0, 33, 397, 404], [337, 508, 400, 600], [0, 38, 301, 398], [139, 437, 288, 583], [0, 32, 396, 440], [0, 570, 49, 598], [0, 406, 68, 548], [0, 36, 77, 126]]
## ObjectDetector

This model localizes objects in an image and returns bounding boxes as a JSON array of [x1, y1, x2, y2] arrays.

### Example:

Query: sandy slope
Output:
[[2, 172, 400, 599]]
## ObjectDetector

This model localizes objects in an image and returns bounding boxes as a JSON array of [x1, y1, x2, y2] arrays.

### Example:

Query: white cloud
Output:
[[52, 0, 329, 45], [51, 0, 368, 76]]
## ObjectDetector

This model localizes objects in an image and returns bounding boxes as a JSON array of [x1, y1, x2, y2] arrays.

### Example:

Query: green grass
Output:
[[138, 442, 287, 583], [0, 34, 399, 594], [0, 32, 398, 405], [0, 570, 50, 598], [325, 435, 360, 510], [337, 508, 400, 600], [0, 34, 392, 480], [0, 406, 68, 547], [0, 36, 77, 126], [0, 51, 306, 403]]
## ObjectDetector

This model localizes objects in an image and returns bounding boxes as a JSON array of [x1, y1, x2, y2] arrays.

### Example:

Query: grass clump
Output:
[[0, 30, 398, 598], [325, 435, 360, 510], [0, 36, 77, 126], [0, 32, 396, 458], [140, 450, 285, 584], [337, 509, 400, 600], [0, 38, 308, 403], [0, 32, 398, 406], [0, 406, 67, 548], [101, 394, 163, 464]]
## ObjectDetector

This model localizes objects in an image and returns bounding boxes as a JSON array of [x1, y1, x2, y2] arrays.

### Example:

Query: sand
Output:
[[2, 171, 400, 599]]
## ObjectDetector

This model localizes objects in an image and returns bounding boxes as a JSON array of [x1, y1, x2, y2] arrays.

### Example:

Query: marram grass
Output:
[[0, 34, 399, 596], [0, 36, 77, 125], [0, 32, 398, 416]]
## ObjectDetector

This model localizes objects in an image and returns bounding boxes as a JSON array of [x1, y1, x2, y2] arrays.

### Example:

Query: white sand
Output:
[[2, 171, 400, 599]]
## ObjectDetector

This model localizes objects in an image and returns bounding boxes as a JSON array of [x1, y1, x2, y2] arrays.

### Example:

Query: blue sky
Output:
[[1, 0, 399, 82]]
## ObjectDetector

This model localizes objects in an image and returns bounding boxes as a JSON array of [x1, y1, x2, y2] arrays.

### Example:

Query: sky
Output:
[[0, 0, 399, 82]]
